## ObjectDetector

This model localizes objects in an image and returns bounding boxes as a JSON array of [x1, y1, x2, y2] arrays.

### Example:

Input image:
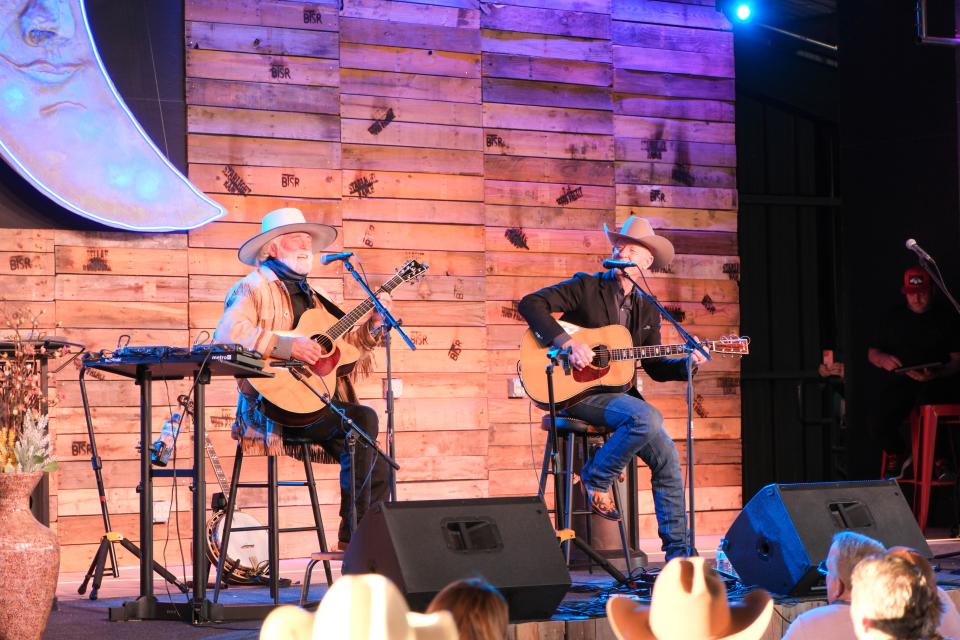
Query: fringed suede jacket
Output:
[[213, 264, 380, 461]]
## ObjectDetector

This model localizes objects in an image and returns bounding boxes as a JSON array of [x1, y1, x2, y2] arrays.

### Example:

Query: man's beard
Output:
[[277, 252, 313, 275]]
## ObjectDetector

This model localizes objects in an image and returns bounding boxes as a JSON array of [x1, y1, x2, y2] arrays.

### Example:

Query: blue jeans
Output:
[[565, 393, 688, 559]]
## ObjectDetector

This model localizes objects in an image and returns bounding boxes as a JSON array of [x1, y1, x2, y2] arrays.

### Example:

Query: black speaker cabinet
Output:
[[342, 497, 571, 621], [725, 480, 930, 596]]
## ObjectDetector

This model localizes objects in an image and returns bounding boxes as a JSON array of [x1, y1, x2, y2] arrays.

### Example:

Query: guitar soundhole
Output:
[[312, 334, 334, 354], [593, 344, 609, 367]]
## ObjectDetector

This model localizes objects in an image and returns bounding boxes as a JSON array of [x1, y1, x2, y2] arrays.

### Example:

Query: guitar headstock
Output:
[[394, 259, 429, 284], [712, 336, 750, 356]]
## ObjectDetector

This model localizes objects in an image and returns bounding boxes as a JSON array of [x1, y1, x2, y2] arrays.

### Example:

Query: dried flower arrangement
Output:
[[0, 307, 59, 473]]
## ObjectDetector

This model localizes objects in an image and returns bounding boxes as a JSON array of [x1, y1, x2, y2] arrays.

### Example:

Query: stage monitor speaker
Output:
[[342, 497, 571, 621], [725, 479, 930, 597]]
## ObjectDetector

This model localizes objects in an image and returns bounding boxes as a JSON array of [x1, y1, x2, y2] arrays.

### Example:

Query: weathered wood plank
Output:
[[483, 103, 612, 135], [341, 119, 483, 151], [482, 53, 612, 87], [616, 137, 736, 167], [342, 198, 484, 225], [190, 164, 341, 199], [186, 49, 339, 87], [613, 1, 732, 30], [186, 21, 339, 58], [481, 5, 611, 40], [615, 115, 736, 145], [616, 207, 738, 232], [342, 144, 484, 175], [0, 252, 53, 275], [484, 157, 614, 186], [614, 93, 735, 122], [342, 170, 485, 202], [57, 301, 188, 329], [205, 194, 341, 225], [342, 220, 484, 252], [483, 129, 614, 161], [186, 78, 340, 115], [340, 42, 481, 78], [187, 105, 340, 141], [481, 29, 612, 63], [616, 161, 737, 189], [188, 134, 341, 169], [613, 21, 734, 54], [185, 0, 339, 32], [614, 44, 734, 78], [616, 183, 738, 210], [483, 77, 612, 111], [55, 275, 188, 302], [344, 274, 485, 302], [485, 180, 616, 210], [484, 204, 615, 230], [614, 68, 735, 101], [352, 248, 486, 277], [53, 230, 188, 249], [55, 246, 188, 277], [341, 0, 480, 28], [341, 17, 480, 54], [341, 69, 481, 103], [340, 94, 482, 126]]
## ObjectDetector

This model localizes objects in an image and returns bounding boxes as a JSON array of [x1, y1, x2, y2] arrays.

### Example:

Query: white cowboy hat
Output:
[[238, 207, 337, 266], [606, 557, 773, 640], [603, 216, 675, 270]]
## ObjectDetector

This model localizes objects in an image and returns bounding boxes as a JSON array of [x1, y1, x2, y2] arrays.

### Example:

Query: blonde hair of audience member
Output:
[[427, 578, 509, 640], [850, 551, 943, 640], [826, 531, 885, 603]]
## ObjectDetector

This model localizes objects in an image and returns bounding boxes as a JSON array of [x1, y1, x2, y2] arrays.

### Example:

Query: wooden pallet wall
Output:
[[17, 0, 739, 572]]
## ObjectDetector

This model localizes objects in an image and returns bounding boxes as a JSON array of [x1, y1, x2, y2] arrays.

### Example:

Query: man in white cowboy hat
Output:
[[518, 216, 709, 560], [214, 207, 391, 549], [605, 556, 774, 640]]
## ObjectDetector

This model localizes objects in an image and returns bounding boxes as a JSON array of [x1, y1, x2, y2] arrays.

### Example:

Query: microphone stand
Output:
[[271, 361, 400, 533], [342, 258, 417, 502], [615, 266, 711, 557], [914, 252, 960, 317]]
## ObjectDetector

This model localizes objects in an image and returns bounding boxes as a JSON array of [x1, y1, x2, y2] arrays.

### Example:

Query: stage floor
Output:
[[46, 536, 960, 640]]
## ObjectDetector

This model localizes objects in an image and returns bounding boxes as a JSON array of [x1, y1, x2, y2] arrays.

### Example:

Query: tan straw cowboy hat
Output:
[[259, 574, 458, 640], [606, 557, 773, 640], [238, 207, 337, 266], [604, 216, 675, 270]]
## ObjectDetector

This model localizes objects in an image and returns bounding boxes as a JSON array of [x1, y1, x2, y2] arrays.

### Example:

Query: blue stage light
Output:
[[734, 3, 752, 21]]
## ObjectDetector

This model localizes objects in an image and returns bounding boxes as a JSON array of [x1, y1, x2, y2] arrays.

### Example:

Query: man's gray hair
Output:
[[830, 531, 884, 588], [256, 238, 280, 266], [851, 551, 942, 640]]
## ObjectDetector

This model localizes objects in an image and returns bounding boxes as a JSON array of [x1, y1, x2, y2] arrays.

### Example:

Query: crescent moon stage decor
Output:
[[0, 0, 225, 231]]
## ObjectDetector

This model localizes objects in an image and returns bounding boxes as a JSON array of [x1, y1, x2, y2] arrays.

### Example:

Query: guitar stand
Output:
[[543, 350, 632, 587], [79, 532, 189, 601]]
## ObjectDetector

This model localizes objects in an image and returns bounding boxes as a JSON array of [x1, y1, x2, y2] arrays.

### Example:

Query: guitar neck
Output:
[[204, 435, 230, 497], [606, 340, 719, 362], [325, 274, 403, 341]]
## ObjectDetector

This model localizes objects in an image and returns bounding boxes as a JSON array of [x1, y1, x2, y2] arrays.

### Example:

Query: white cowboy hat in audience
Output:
[[238, 207, 337, 266], [606, 557, 773, 640], [259, 574, 458, 640], [603, 216, 675, 269]]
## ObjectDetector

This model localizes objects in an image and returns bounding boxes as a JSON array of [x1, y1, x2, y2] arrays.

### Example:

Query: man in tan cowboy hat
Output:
[[214, 207, 391, 549], [606, 556, 773, 640], [518, 216, 709, 560]]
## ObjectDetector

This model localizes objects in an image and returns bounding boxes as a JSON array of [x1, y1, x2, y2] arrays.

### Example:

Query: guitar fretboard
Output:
[[602, 340, 728, 361], [325, 272, 405, 341], [205, 436, 230, 497]]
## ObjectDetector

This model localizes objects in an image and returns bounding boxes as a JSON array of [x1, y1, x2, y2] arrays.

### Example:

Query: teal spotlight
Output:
[[734, 3, 752, 21]]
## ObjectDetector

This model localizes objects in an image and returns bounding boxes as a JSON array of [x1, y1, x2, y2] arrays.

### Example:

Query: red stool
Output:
[[900, 404, 960, 530]]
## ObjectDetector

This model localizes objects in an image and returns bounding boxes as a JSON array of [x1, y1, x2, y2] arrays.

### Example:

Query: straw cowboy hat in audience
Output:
[[259, 574, 458, 640], [238, 207, 337, 266], [606, 557, 773, 640]]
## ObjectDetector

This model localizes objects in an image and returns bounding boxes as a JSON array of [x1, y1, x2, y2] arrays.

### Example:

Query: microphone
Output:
[[270, 359, 307, 368], [603, 258, 637, 270], [320, 251, 354, 265], [905, 239, 935, 263]]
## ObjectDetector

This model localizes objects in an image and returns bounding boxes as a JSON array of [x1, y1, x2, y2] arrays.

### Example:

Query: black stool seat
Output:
[[540, 415, 605, 435]]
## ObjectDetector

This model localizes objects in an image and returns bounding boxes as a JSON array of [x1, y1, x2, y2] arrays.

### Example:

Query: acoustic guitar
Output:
[[517, 322, 750, 410], [248, 259, 428, 415]]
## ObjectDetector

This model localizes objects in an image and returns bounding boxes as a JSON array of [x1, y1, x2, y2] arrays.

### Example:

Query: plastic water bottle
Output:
[[151, 412, 182, 467], [714, 537, 738, 579]]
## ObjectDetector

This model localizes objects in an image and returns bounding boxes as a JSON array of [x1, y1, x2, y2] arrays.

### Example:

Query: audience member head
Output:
[[258, 574, 458, 640], [850, 549, 942, 640], [902, 266, 933, 314], [824, 531, 885, 604], [427, 578, 509, 640], [606, 556, 773, 640]]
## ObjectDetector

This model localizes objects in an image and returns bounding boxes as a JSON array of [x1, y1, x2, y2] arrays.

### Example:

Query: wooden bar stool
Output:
[[213, 442, 334, 605], [900, 404, 960, 530], [538, 415, 634, 572]]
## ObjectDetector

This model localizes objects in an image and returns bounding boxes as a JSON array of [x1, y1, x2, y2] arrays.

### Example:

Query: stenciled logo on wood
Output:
[[368, 108, 395, 136], [504, 227, 529, 250], [718, 376, 740, 395], [701, 294, 717, 314], [672, 164, 695, 186], [409, 331, 428, 346], [485, 133, 507, 149], [8, 255, 32, 271], [362, 224, 375, 247], [73, 357, 105, 380], [693, 394, 708, 418], [447, 339, 463, 361], [642, 139, 667, 160], [453, 279, 465, 300], [649, 189, 666, 203], [501, 301, 523, 322], [303, 7, 323, 23], [84, 249, 111, 272], [71, 441, 93, 456], [210, 410, 234, 429], [349, 174, 377, 198], [723, 263, 740, 282], [281, 172, 300, 188], [664, 304, 686, 322], [650, 263, 674, 274], [270, 62, 291, 80], [222, 165, 251, 195], [556, 186, 583, 206]]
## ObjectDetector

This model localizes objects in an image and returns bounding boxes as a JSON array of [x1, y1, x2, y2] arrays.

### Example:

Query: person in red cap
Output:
[[868, 266, 960, 477]]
